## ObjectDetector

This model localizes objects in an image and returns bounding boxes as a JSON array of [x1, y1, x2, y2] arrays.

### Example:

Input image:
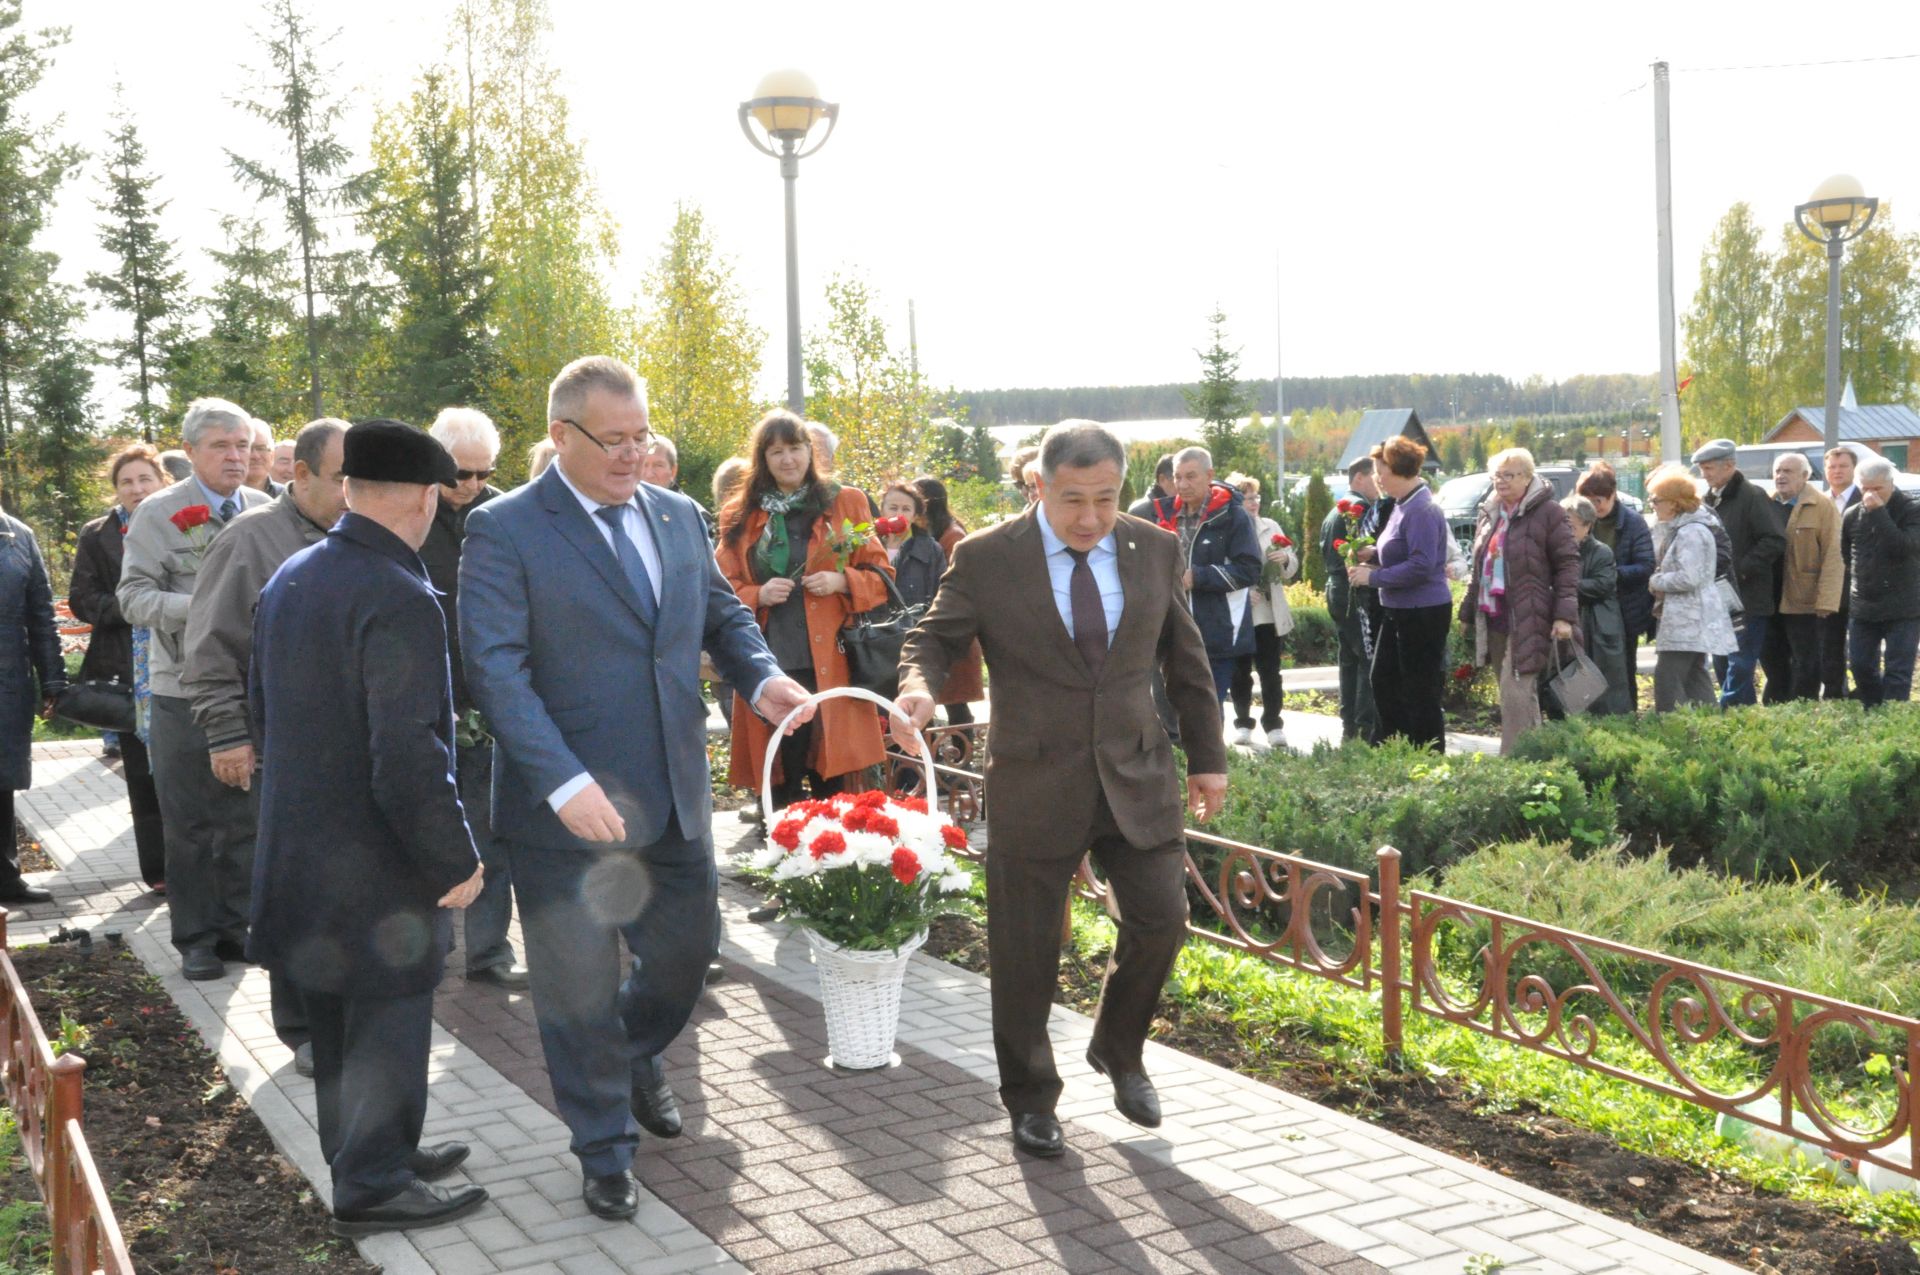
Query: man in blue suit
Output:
[[459, 356, 811, 1221]]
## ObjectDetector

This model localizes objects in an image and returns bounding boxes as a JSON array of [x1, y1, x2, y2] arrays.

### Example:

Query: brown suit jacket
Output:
[[898, 508, 1225, 859]]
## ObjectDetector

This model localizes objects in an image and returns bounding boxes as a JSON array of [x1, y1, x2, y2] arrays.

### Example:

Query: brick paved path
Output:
[[10, 740, 1741, 1274]]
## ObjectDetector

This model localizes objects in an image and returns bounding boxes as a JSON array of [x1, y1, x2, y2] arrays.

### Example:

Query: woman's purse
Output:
[[1542, 637, 1608, 716], [53, 677, 136, 733], [838, 564, 927, 700]]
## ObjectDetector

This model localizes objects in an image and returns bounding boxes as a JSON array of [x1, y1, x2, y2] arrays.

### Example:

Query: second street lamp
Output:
[[739, 69, 839, 413], [1794, 174, 1879, 452]]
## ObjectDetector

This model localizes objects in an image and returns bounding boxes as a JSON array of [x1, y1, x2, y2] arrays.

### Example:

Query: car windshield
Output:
[[1436, 475, 1487, 514]]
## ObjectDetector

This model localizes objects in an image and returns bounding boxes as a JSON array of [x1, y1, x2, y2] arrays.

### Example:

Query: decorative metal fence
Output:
[[0, 907, 136, 1275], [886, 724, 1920, 1180]]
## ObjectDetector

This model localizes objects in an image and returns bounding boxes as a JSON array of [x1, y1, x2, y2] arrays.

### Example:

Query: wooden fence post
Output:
[[48, 1052, 85, 1275], [1377, 847, 1404, 1070]]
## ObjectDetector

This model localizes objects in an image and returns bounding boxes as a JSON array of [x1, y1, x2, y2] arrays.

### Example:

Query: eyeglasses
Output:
[[560, 418, 650, 458], [1492, 470, 1527, 483], [454, 467, 495, 482]]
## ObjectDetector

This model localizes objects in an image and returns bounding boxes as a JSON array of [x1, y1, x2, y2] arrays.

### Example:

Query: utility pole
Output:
[[1274, 254, 1285, 510], [1653, 60, 1682, 463], [908, 298, 919, 385]]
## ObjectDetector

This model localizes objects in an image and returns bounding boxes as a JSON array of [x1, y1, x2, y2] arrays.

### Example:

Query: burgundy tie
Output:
[[1067, 547, 1108, 678]]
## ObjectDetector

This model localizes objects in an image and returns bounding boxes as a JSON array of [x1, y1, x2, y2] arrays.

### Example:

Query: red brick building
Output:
[[1765, 404, 1920, 469]]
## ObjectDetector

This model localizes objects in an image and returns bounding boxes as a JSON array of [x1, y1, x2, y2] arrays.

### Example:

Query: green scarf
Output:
[[754, 486, 812, 580]]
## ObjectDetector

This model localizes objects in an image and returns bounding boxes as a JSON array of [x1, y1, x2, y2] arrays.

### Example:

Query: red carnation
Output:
[[867, 812, 900, 839], [771, 818, 803, 851], [940, 823, 968, 850], [1453, 664, 1475, 682], [875, 514, 909, 536], [854, 790, 889, 809], [895, 795, 929, 814], [809, 830, 846, 859], [170, 504, 212, 532], [890, 846, 920, 885]]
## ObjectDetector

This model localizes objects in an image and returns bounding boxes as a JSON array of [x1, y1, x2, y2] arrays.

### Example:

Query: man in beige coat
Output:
[[893, 420, 1227, 1159], [1761, 452, 1844, 703]]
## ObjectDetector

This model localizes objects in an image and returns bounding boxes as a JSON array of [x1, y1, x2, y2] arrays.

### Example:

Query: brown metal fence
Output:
[[887, 723, 1920, 1180], [0, 907, 136, 1275]]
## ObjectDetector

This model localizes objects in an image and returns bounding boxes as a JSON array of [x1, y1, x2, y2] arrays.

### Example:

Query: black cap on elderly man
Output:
[[342, 418, 459, 487]]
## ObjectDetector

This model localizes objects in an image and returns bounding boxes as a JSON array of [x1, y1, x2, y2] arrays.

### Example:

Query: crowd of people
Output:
[[0, 363, 1915, 1239]]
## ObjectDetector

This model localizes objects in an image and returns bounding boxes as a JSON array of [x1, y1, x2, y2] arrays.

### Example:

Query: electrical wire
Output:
[[1675, 52, 1920, 73]]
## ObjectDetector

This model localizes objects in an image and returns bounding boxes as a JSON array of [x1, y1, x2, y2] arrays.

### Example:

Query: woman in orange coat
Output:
[[717, 410, 891, 808]]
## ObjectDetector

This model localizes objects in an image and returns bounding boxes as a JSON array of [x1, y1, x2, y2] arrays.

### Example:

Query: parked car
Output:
[[1438, 467, 1588, 549]]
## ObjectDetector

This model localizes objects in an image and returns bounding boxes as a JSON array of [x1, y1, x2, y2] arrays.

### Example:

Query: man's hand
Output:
[[802, 570, 848, 596], [210, 744, 255, 791], [759, 577, 797, 606], [1188, 773, 1227, 823], [438, 864, 485, 909], [1550, 619, 1574, 642], [1180, 569, 1193, 592], [557, 781, 627, 843], [1863, 487, 1887, 511], [889, 691, 935, 752], [754, 675, 818, 736]]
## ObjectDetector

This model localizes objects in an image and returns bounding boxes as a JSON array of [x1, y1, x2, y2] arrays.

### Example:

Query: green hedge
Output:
[[1284, 606, 1336, 666], [1512, 702, 1920, 879], [1205, 740, 1614, 881]]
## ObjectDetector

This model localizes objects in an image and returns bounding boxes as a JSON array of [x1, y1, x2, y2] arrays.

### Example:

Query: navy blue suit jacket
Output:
[[459, 466, 781, 851], [247, 513, 480, 997]]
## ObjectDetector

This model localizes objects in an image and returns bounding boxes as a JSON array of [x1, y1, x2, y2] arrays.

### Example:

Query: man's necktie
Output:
[[1066, 547, 1107, 678], [218, 497, 237, 523], [596, 504, 659, 625]]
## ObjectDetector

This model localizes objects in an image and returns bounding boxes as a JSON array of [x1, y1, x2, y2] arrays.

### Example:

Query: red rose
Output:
[[1271, 533, 1291, 548], [1333, 538, 1347, 550], [890, 846, 920, 885], [1453, 664, 1475, 682], [809, 830, 846, 859], [940, 824, 968, 850], [875, 515, 909, 536], [170, 504, 212, 532]]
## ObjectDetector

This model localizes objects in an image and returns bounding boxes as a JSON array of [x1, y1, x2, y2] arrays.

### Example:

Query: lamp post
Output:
[[739, 70, 839, 413], [1794, 174, 1878, 451]]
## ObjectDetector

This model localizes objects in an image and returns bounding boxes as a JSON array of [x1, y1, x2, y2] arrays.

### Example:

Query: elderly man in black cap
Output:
[[249, 419, 488, 1236], [1693, 437, 1784, 706]]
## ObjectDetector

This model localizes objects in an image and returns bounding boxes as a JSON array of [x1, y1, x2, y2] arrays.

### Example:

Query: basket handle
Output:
[[759, 686, 940, 832]]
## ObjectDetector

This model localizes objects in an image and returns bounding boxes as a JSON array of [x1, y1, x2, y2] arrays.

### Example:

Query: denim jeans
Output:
[[1848, 616, 1920, 709], [1712, 614, 1768, 707]]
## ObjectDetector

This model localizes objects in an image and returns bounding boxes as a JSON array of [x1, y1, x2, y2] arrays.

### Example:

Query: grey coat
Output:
[[0, 516, 65, 790], [1649, 510, 1738, 657], [117, 478, 271, 698]]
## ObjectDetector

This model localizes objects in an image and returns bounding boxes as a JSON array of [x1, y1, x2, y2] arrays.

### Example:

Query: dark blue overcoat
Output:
[[246, 513, 479, 997]]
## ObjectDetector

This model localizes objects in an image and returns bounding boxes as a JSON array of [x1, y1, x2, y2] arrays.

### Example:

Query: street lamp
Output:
[[1795, 174, 1878, 451], [739, 69, 839, 413]]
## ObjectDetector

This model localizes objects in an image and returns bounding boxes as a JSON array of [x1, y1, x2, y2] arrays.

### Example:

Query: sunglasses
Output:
[[453, 467, 495, 482]]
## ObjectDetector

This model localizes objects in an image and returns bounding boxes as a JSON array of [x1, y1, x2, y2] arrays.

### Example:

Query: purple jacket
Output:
[[1369, 484, 1453, 608]]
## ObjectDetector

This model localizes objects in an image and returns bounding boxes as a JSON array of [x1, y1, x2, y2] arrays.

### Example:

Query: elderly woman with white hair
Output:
[[420, 407, 527, 990]]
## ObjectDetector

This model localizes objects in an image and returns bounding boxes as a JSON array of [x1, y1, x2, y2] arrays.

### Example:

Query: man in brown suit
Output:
[[893, 420, 1228, 1158]]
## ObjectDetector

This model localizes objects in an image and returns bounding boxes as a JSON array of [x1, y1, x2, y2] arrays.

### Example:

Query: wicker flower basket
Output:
[[760, 686, 955, 1071]]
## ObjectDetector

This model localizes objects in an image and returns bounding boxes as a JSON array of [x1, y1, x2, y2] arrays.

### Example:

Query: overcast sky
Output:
[[31, 0, 1920, 406]]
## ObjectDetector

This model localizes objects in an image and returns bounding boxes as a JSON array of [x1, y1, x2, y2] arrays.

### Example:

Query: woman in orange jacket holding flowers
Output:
[[717, 410, 891, 809]]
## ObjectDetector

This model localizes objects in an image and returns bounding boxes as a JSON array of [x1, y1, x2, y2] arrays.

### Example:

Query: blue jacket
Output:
[[1604, 501, 1656, 640], [459, 466, 780, 851], [1157, 481, 1262, 659], [247, 514, 479, 997]]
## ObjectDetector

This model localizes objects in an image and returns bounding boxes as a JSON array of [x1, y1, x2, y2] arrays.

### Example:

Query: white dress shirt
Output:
[[1035, 513, 1123, 644]]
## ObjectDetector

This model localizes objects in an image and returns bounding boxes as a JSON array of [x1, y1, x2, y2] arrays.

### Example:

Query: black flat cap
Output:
[[342, 418, 458, 486]]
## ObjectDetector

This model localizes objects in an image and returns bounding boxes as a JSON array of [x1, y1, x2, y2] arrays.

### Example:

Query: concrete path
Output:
[[7, 739, 1742, 1274]]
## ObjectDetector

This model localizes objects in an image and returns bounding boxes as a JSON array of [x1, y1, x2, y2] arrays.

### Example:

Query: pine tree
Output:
[[364, 68, 494, 422], [86, 104, 186, 442], [1182, 309, 1251, 458], [0, 2, 81, 505], [1301, 473, 1331, 591], [228, 0, 374, 418], [169, 217, 304, 425]]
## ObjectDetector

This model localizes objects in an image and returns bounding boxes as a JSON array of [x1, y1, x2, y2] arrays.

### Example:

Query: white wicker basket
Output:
[[805, 927, 927, 1069], [762, 686, 941, 1071]]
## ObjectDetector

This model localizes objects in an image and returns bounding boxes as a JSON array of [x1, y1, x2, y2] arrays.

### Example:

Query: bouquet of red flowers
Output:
[[873, 514, 909, 537], [168, 504, 216, 559], [1263, 531, 1294, 587]]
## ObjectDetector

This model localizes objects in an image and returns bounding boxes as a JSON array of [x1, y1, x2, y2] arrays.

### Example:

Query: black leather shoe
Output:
[[293, 1042, 315, 1077], [0, 881, 51, 905], [632, 1070, 683, 1138], [1087, 1046, 1162, 1128], [407, 1142, 471, 1180], [582, 1171, 638, 1220], [466, 964, 530, 990], [214, 939, 252, 964], [329, 1181, 487, 1236], [182, 948, 224, 981], [1011, 1113, 1064, 1158], [704, 961, 726, 984], [746, 903, 780, 923]]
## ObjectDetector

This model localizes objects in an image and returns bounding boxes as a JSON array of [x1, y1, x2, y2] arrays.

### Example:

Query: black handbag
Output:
[[53, 678, 135, 733], [837, 564, 927, 700]]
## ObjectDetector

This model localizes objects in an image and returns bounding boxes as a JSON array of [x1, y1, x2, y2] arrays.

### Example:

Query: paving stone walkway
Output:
[[7, 739, 1742, 1275]]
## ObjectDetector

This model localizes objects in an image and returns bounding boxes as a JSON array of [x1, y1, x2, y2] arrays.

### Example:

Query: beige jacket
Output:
[[116, 478, 271, 698], [1777, 485, 1844, 615]]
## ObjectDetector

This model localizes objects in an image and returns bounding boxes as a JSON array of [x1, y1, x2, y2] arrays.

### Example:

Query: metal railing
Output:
[[0, 907, 136, 1275], [886, 724, 1920, 1179]]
